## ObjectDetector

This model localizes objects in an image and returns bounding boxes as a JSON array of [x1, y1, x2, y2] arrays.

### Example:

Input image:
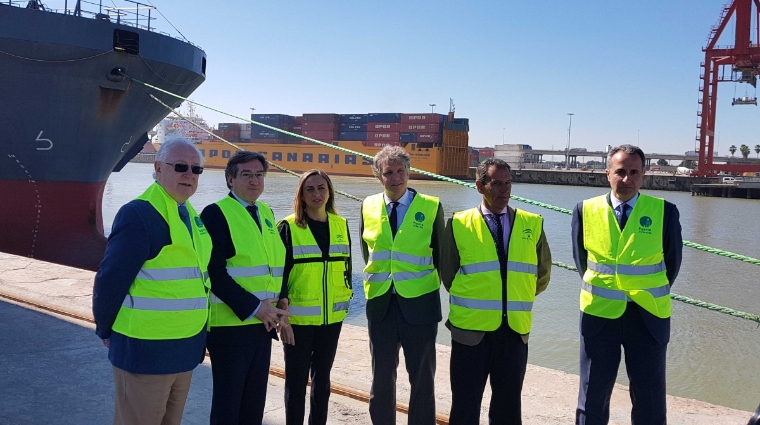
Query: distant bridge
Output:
[[524, 149, 760, 165]]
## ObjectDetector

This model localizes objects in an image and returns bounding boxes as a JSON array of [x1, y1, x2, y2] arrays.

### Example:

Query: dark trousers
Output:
[[207, 327, 273, 425], [449, 324, 528, 425], [283, 322, 343, 425], [576, 305, 668, 425], [367, 295, 438, 425]]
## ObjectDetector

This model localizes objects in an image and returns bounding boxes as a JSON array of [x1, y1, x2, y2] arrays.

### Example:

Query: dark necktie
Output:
[[178, 205, 192, 236], [246, 204, 262, 231], [619, 203, 631, 229], [389, 201, 400, 238], [490, 213, 507, 279]]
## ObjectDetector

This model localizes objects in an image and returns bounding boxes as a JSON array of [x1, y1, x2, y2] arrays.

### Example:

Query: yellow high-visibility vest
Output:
[[449, 208, 541, 334], [209, 196, 285, 327], [361, 192, 440, 299], [281, 213, 352, 325], [581, 194, 671, 319], [112, 183, 211, 340]]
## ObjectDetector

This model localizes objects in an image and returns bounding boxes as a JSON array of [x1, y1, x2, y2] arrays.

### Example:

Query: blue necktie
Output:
[[178, 205, 192, 236], [389, 202, 400, 238], [619, 203, 631, 229], [490, 213, 507, 279], [246, 204, 262, 231]]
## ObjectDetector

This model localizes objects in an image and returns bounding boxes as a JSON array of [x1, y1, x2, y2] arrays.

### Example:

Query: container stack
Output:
[[215, 123, 241, 143], [399, 113, 445, 146], [300, 114, 340, 143], [250, 114, 295, 144], [338, 114, 368, 142]]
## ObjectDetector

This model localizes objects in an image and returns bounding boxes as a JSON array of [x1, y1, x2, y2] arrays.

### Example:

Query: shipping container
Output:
[[240, 123, 251, 131], [400, 132, 417, 143], [340, 114, 368, 123], [368, 131, 400, 141], [252, 123, 291, 133], [416, 133, 442, 143], [218, 123, 241, 130], [302, 130, 338, 140], [338, 131, 368, 141], [367, 122, 400, 132], [252, 130, 282, 139], [291, 125, 302, 133], [400, 123, 442, 133], [240, 130, 251, 139], [294, 116, 303, 125], [302, 121, 339, 132], [340, 122, 367, 132], [363, 141, 400, 147], [401, 113, 444, 124], [251, 114, 295, 124], [302, 113, 341, 123], [444, 122, 468, 132], [367, 113, 401, 123]]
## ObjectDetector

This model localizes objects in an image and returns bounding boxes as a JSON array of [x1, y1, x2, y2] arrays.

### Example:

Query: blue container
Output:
[[368, 113, 401, 123], [252, 123, 291, 133], [340, 114, 368, 123], [340, 122, 367, 132], [251, 114, 294, 124], [400, 132, 417, 143], [338, 131, 368, 141], [253, 130, 282, 139], [444, 122, 468, 132]]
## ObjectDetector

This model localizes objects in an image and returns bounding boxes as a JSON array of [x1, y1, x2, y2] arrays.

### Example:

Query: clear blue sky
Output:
[[145, 0, 758, 155]]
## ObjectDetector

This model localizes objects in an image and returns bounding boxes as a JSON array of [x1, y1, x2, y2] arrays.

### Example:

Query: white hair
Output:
[[156, 138, 204, 166]]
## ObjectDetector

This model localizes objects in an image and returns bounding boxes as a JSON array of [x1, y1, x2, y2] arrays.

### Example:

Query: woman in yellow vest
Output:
[[277, 169, 352, 425]]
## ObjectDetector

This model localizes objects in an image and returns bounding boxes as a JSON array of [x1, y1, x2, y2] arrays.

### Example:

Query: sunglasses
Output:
[[164, 162, 203, 175]]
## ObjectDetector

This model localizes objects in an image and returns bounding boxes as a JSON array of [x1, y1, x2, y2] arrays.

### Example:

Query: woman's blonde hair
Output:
[[293, 169, 337, 228]]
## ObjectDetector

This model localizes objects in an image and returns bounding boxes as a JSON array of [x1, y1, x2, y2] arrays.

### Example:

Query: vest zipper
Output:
[[322, 260, 329, 325]]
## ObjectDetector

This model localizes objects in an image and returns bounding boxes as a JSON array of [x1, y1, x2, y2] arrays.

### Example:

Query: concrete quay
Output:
[[0, 253, 752, 424]]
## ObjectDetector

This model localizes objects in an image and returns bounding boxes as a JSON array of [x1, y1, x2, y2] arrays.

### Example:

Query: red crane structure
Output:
[[697, 0, 760, 175]]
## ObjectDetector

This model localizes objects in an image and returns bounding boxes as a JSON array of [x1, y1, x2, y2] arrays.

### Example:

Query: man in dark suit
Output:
[[572, 144, 682, 425], [360, 145, 444, 425], [200, 151, 290, 425], [93, 138, 210, 425], [441, 158, 551, 424]]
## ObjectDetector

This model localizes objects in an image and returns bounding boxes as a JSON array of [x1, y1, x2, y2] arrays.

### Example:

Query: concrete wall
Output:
[[510, 170, 715, 192]]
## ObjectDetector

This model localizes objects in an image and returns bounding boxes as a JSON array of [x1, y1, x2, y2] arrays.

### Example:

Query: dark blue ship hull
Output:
[[0, 3, 206, 270]]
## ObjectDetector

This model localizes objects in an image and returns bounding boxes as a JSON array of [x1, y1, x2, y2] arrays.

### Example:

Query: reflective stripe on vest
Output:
[[122, 295, 207, 311], [361, 192, 441, 299], [210, 197, 285, 327], [226, 265, 284, 279], [111, 183, 211, 340], [363, 268, 434, 283], [458, 260, 537, 275], [280, 212, 352, 325], [580, 281, 670, 300], [581, 194, 671, 319], [368, 250, 433, 266], [587, 260, 666, 276], [448, 207, 541, 334], [137, 267, 204, 281]]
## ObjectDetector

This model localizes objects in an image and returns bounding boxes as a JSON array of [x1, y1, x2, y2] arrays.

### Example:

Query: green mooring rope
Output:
[[136, 78, 759, 323]]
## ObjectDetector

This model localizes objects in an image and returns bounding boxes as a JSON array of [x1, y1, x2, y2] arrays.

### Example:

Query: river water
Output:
[[103, 163, 760, 411]]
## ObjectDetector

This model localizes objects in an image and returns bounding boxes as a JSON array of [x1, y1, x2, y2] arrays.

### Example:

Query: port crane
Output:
[[697, 0, 760, 175]]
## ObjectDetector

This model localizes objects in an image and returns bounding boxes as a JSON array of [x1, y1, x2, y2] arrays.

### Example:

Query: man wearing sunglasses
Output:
[[201, 150, 290, 425], [93, 138, 210, 425]]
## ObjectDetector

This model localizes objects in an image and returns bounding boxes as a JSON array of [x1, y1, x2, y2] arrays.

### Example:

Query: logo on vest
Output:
[[638, 216, 653, 234], [522, 228, 533, 240], [413, 212, 425, 229], [265, 218, 273, 228], [336, 234, 345, 242], [194, 217, 208, 235]]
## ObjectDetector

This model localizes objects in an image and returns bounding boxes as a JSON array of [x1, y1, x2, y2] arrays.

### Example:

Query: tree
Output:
[[740, 144, 750, 159], [657, 158, 669, 166], [755, 144, 760, 158], [729, 145, 737, 157]]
